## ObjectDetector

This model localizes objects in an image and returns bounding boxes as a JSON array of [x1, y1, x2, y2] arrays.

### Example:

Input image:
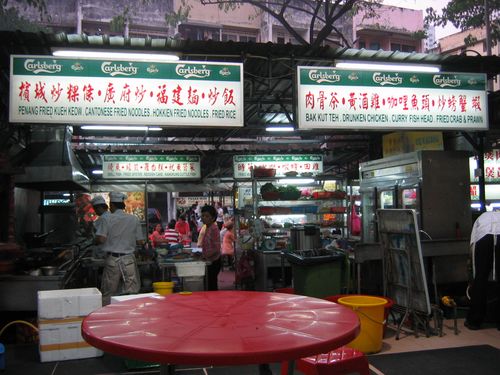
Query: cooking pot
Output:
[[290, 225, 321, 251]]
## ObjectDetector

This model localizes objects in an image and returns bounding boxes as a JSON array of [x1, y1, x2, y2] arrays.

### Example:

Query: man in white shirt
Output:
[[95, 192, 145, 305], [90, 195, 109, 258]]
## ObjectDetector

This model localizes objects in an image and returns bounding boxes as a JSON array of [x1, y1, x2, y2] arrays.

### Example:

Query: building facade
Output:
[[438, 28, 499, 91], [352, 4, 425, 52]]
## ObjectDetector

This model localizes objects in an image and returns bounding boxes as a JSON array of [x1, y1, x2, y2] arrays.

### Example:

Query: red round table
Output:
[[82, 291, 360, 371]]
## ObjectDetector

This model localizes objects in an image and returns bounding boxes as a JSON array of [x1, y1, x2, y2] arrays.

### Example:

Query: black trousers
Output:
[[466, 234, 500, 326], [207, 257, 222, 291]]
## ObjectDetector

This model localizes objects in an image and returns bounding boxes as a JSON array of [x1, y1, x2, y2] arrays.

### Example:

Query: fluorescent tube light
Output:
[[92, 170, 103, 175], [336, 61, 440, 73], [277, 178, 315, 185], [52, 49, 180, 61], [266, 126, 295, 132], [81, 126, 162, 131]]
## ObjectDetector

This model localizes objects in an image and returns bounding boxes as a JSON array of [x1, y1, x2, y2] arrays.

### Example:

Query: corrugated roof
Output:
[[1, 31, 499, 182]]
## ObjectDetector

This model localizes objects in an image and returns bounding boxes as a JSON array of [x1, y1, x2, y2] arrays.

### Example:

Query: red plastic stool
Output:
[[281, 346, 369, 375]]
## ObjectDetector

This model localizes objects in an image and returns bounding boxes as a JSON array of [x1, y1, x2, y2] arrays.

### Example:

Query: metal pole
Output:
[[478, 135, 487, 212], [484, 0, 493, 91]]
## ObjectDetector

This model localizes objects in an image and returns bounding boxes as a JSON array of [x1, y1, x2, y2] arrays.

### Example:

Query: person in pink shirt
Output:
[[175, 214, 191, 246], [200, 205, 221, 291], [221, 221, 235, 270]]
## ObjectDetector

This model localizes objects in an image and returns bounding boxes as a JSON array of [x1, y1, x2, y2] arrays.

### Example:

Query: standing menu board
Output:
[[377, 209, 431, 315]]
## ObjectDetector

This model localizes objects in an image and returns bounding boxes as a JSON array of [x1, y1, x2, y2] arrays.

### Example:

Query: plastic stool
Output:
[[281, 346, 369, 375]]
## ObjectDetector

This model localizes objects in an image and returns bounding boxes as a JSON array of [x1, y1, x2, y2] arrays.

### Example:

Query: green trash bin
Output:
[[285, 249, 345, 298]]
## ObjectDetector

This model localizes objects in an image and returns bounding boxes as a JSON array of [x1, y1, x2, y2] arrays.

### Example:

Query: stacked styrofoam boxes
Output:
[[37, 288, 102, 362]]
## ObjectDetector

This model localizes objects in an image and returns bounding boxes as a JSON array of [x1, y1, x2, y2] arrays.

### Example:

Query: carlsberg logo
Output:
[[433, 75, 461, 88], [24, 59, 62, 74], [373, 72, 403, 86], [101, 62, 138, 76], [176, 64, 211, 79], [308, 70, 341, 83]]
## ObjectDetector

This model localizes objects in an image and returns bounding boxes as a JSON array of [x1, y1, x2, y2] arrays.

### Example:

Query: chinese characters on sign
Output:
[[233, 154, 323, 179], [470, 150, 500, 184], [297, 67, 488, 130], [10, 56, 243, 127], [103, 155, 201, 179]]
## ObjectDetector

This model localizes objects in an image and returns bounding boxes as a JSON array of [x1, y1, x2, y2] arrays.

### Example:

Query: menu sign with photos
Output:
[[103, 155, 201, 179], [297, 66, 487, 131], [233, 154, 323, 179], [10, 55, 243, 127]]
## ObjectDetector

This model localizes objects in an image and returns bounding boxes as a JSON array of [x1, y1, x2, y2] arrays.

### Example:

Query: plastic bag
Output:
[[350, 203, 361, 236]]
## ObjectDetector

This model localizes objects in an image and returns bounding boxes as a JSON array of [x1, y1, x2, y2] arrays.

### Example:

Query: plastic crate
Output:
[[175, 261, 206, 277]]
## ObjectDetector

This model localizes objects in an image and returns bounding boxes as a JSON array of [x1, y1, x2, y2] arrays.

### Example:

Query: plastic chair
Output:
[[281, 346, 369, 375]]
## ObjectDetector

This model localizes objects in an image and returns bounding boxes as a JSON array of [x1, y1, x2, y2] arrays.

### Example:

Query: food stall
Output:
[[233, 154, 350, 292], [356, 150, 472, 298]]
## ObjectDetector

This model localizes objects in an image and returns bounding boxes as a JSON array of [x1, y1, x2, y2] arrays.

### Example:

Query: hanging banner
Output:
[[102, 155, 201, 179], [233, 154, 323, 179], [10, 55, 243, 127], [297, 66, 488, 130]]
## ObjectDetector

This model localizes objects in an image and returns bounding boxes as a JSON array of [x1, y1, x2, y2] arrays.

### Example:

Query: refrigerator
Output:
[[359, 150, 471, 243]]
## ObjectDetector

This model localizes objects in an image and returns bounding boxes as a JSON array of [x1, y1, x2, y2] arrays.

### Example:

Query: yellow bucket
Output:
[[153, 281, 174, 296], [338, 295, 387, 354]]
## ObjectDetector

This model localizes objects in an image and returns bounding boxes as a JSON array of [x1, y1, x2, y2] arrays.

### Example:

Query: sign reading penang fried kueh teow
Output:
[[233, 154, 323, 179], [297, 66, 488, 131], [103, 155, 201, 179], [9, 55, 243, 127]]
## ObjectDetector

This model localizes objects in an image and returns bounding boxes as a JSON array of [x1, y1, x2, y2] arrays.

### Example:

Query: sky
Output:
[[382, 0, 460, 39]]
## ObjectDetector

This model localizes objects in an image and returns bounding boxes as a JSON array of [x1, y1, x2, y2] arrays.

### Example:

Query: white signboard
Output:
[[103, 155, 201, 179], [233, 154, 323, 179], [297, 66, 488, 130], [10, 55, 243, 127], [470, 150, 500, 183]]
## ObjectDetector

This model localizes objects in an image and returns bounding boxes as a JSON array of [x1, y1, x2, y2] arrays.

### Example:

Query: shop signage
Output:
[[382, 131, 444, 157], [470, 149, 500, 183], [10, 55, 243, 127], [297, 67, 488, 131], [102, 155, 201, 179], [470, 185, 500, 202], [176, 196, 210, 208], [233, 154, 323, 179]]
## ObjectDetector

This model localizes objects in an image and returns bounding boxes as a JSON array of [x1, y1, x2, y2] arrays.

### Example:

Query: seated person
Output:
[[150, 224, 168, 248], [164, 219, 181, 245]]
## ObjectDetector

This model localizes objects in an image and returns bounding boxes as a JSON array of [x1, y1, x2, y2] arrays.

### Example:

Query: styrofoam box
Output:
[[111, 292, 160, 304], [39, 320, 102, 362], [38, 288, 102, 319], [182, 276, 205, 292], [175, 261, 206, 277]]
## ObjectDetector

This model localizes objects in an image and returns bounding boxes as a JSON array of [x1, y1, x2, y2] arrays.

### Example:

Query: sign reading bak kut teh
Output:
[[297, 66, 488, 131]]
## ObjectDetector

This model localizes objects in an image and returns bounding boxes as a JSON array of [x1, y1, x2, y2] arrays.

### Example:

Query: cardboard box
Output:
[[38, 288, 102, 319]]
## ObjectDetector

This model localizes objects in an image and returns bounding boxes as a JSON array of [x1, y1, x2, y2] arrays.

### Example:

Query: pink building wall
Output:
[[353, 5, 424, 52]]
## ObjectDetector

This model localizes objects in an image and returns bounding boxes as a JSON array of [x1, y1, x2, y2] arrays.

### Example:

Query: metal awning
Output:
[[1, 31, 499, 184]]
